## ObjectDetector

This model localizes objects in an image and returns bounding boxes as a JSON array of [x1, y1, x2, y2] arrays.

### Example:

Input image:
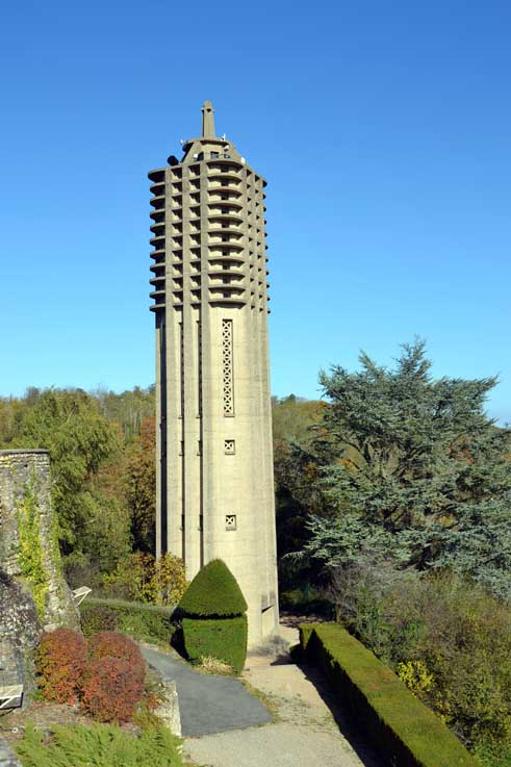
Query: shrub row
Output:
[[80, 596, 174, 645], [300, 623, 477, 767], [36, 629, 145, 722], [330, 568, 511, 758]]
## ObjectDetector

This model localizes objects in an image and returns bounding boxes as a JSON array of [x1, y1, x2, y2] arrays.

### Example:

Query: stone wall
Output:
[[0, 450, 78, 631], [0, 571, 40, 699]]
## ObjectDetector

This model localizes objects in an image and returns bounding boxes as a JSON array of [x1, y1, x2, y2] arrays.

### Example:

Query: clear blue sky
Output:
[[1, 0, 510, 422]]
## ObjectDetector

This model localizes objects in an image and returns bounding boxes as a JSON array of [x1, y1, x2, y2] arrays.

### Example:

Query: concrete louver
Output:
[[148, 102, 279, 647]]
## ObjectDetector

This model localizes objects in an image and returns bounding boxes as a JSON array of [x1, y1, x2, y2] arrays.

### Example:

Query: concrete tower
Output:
[[149, 102, 279, 645]]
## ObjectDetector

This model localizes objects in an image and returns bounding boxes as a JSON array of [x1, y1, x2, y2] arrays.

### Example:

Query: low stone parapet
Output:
[[0, 737, 21, 767], [154, 678, 181, 737]]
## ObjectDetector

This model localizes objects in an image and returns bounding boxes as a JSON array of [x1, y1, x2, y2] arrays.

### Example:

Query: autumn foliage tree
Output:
[[124, 417, 156, 552], [80, 657, 144, 723], [271, 396, 325, 583]]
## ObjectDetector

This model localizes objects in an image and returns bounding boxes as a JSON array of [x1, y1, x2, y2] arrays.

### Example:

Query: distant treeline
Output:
[[0, 386, 156, 583], [0, 385, 322, 586], [3, 340, 511, 762]]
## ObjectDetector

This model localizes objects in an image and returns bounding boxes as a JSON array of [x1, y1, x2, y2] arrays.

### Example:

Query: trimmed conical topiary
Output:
[[178, 559, 247, 618], [178, 560, 248, 673]]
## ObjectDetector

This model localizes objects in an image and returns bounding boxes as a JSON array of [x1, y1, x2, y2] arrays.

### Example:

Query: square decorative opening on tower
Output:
[[224, 439, 236, 455], [225, 514, 237, 531]]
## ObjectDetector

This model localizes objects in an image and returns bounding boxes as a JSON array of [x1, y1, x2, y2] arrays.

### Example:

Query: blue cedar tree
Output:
[[304, 341, 511, 592]]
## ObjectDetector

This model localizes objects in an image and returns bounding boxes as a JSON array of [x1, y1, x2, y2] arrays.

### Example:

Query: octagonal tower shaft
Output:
[[149, 103, 279, 646]]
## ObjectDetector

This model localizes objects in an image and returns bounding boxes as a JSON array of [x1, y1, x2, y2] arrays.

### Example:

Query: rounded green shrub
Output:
[[178, 559, 247, 618]]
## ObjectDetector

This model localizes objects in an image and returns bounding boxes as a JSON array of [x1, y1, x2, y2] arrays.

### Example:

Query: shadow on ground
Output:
[[295, 659, 385, 767]]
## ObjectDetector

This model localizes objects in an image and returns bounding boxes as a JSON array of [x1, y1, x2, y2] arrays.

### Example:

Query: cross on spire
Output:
[[201, 100, 216, 138]]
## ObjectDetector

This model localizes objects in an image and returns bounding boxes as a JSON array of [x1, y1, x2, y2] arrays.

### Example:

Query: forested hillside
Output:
[[0, 385, 325, 590], [0, 386, 156, 587], [3, 341, 511, 763], [273, 342, 511, 766], [2, 344, 510, 604]]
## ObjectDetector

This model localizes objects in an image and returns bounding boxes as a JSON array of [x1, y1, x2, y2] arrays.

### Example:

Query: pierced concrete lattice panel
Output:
[[221, 319, 234, 416]]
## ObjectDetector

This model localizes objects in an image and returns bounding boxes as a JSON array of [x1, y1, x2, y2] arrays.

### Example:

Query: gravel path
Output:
[[185, 721, 365, 767], [184, 658, 376, 767], [141, 646, 271, 737], [143, 631, 382, 767], [182, 627, 383, 767]]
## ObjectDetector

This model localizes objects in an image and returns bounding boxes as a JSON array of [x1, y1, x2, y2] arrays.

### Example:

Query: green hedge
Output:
[[80, 597, 174, 645], [182, 615, 247, 673], [300, 623, 477, 767]]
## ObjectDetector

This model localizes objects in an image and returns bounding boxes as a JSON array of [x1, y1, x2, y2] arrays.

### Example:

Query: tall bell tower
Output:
[[149, 102, 279, 645]]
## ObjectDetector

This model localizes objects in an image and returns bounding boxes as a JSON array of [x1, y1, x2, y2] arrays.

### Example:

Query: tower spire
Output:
[[201, 100, 216, 138]]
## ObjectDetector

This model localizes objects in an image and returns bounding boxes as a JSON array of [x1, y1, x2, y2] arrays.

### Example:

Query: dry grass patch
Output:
[[196, 656, 234, 675]]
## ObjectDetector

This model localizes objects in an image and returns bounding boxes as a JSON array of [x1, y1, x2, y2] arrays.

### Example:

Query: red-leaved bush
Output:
[[36, 628, 87, 704], [87, 631, 145, 682], [80, 656, 145, 722]]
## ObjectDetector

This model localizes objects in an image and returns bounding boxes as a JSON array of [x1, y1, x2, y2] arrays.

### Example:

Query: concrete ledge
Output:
[[300, 623, 477, 767], [154, 678, 181, 737], [0, 737, 21, 767], [0, 450, 48, 456]]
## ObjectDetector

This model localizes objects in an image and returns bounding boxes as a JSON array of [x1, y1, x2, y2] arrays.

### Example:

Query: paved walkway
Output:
[[141, 646, 271, 736], [185, 721, 366, 767], [184, 652, 379, 767], [144, 627, 382, 767]]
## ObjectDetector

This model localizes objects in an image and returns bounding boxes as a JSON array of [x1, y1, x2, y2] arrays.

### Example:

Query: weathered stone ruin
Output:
[[0, 574, 40, 702], [0, 449, 79, 710], [0, 449, 78, 630]]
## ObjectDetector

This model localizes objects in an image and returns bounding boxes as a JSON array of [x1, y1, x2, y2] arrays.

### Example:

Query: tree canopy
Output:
[[301, 341, 511, 597], [0, 386, 155, 577]]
